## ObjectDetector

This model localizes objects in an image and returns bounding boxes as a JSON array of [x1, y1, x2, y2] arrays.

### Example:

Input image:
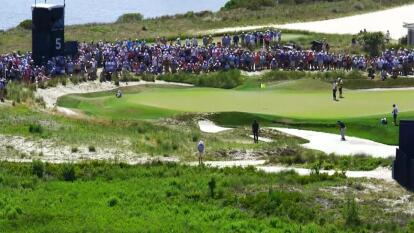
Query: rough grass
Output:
[[0, 161, 413, 233]]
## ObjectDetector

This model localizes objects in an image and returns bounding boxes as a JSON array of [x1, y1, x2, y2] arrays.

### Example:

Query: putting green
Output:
[[58, 79, 414, 120]]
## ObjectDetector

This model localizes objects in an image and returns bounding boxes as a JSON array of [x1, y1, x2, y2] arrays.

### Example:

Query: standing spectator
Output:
[[252, 120, 260, 143], [392, 104, 399, 126], [197, 140, 205, 166], [385, 30, 391, 44], [338, 78, 344, 98], [0, 76, 6, 102], [337, 121, 346, 141], [332, 80, 338, 101]]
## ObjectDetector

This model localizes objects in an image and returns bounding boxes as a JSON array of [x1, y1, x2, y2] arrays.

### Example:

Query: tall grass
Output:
[[158, 69, 244, 89]]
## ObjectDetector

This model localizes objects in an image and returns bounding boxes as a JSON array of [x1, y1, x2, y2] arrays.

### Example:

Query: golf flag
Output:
[[260, 83, 266, 89]]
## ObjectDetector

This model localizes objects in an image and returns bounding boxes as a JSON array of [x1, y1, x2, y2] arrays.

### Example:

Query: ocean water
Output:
[[0, 0, 228, 30]]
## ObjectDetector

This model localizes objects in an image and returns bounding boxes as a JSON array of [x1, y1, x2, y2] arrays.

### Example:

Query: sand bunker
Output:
[[195, 160, 393, 182], [198, 120, 232, 133], [271, 127, 397, 158]]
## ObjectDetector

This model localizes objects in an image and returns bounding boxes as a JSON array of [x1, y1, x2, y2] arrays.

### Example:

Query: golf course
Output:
[[4, 0, 414, 232], [57, 75, 414, 145]]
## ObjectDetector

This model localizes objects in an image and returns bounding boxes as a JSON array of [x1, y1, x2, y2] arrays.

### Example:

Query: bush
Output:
[[88, 146, 96, 153], [108, 197, 119, 207], [343, 194, 360, 227], [29, 124, 43, 134], [357, 31, 385, 57], [32, 160, 44, 178], [62, 164, 76, 181], [223, 0, 275, 10], [116, 13, 144, 23], [208, 177, 217, 198], [352, 2, 365, 11], [18, 19, 32, 30], [71, 147, 79, 153]]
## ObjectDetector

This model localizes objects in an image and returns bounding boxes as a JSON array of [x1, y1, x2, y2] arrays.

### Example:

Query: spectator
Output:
[[252, 120, 260, 143], [337, 121, 346, 141], [0, 76, 6, 102], [392, 104, 399, 126]]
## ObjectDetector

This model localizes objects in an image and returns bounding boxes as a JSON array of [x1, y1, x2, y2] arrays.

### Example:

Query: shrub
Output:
[[88, 146, 96, 153], [223, 0, 275, 10], [29, 124, 43, 134], [71, 147, 79, 153], [108, 197, 119, 207], [32, 160, 44, 178], [208, 177, 217, 198], [352, 2, 365, 11], [62, 164, 76, 181], [18, 19, 32, 30], [357, 31, 385, 57], [343, 194, 361, 227], [116, 13, 143, 23]]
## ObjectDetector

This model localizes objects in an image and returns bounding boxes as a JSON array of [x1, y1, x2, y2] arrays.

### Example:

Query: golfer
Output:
[[392, 104, 399, 126], [0, 77, 6, 103], [197, 140, 205, 166], [337, 78, 344, 98], [337, 121, 346, 141], [332, 81, 338, 101], [252, 120, 260, 143]]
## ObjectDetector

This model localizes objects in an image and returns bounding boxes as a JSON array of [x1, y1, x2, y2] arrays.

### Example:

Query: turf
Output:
[[59, 80, 414, 120], [57, 80, 414, 145]]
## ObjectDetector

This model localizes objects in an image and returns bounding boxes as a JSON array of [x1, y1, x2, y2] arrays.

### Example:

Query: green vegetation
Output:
[[17, 20, 32, 30], [116, 13, 144, 23], [357, 31, 386, 56], [1, 161, 413, 232], [158, 69, 244, 89], [59, 80, 414, 120], [1, 0, 412, 53]]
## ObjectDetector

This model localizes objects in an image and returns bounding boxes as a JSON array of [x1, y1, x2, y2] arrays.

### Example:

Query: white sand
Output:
[[277, 4, 414, 39], [356, 87, 414, 92], [36, 80, 193, 109], [271, 127, 397, 158], [193, 160, 393, 182], [198, 120, 232, 133], [206, 4, 414, 39]]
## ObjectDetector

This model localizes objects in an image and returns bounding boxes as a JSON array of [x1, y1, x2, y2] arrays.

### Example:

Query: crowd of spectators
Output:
[[1, 29, 414, 86]]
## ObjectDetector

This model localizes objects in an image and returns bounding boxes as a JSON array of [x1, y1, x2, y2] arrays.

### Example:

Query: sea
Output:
[[0, 0, 228, 30]]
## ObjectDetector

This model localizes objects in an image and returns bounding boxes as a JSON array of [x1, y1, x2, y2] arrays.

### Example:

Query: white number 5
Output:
[[56, 38, 62, 50]]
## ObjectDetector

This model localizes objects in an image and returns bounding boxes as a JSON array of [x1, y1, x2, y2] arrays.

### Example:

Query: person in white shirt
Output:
[[332, 81, 338, 101], [392, 104, 399, 126]]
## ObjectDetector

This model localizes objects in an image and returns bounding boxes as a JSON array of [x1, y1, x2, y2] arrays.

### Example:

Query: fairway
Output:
[[58, 80, 414, 120]]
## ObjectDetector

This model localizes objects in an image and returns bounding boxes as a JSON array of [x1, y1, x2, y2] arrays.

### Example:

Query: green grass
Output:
[[60, 83, 414, 119], [1, 161, 413, 233], [57, 78, 414, 145]]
